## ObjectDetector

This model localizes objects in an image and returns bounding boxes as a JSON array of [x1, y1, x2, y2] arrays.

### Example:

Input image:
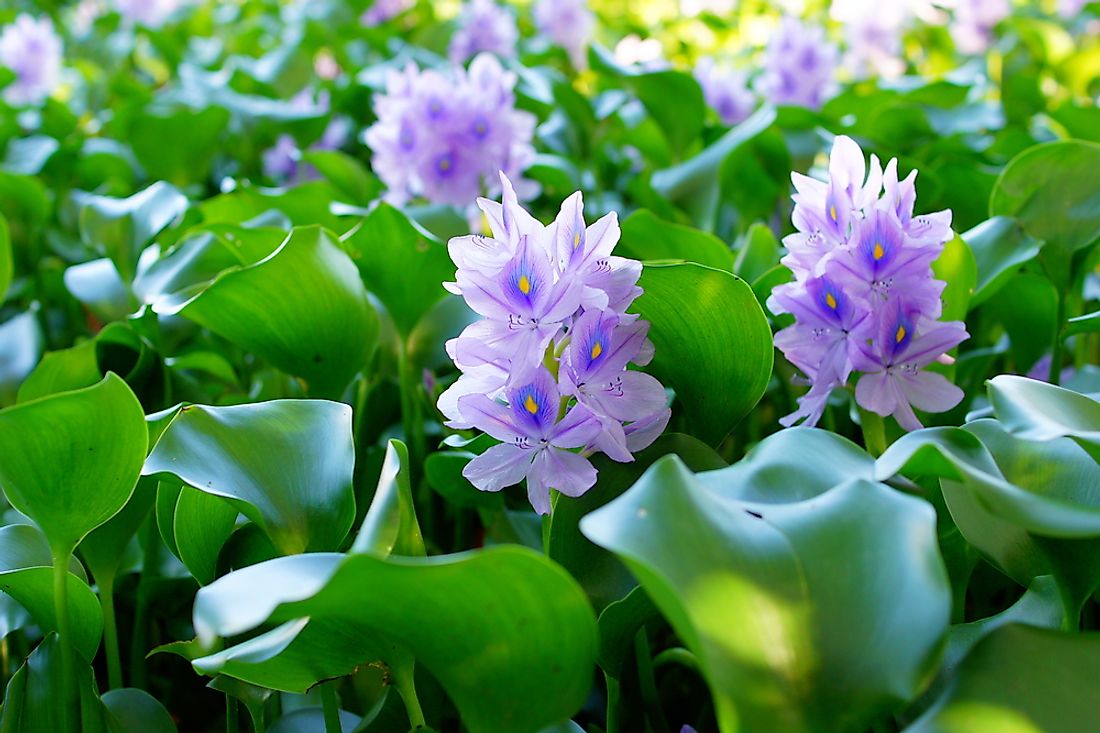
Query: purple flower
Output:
[[950, 0, 1010, 54], [460, 368, 602, 514], [1060, 0, 1087, 17], [441, 174, 668, 514], [0, 14, 62, 107], [361, 0, 415, 27], [113, 0, 186, 28], [448, 0, 518, 64], [364, 53, 537, 210], [694, 56, 756, 126], [533, 0, 595, 68], [770, 135, 968, 430], [262, 90, 351, 184], [754, 17, 839, 110], [831, 0, 910, 80]]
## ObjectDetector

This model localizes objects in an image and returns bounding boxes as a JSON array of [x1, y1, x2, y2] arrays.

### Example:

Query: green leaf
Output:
[[581, 457, 949, 733], [0, 524, 103, 661], [618, 210, 734, 270], [904, 625, 1100, 733], [0, 374, 148, 555], [632, 263, 773, 446], [980, 273, 1058, 372], [990, 140, 1100, 260], [129, 106, 230, 186], [424, 452, 504, 510], [340, 204, 453, 337], [269, 708, 361, 733], [734, 223, 780, 285], [1065, 310, 1100, 338], [17, 340, 101, 403], [167, 226, 378, 398], [191, 547, 597, 733], [987, 375, 1100, 461], [78, 476, 156, 588], [350, 440, 425, 558], [301, 150, 381, 205], [143, 399, 356, 555], [932, 233, 977, 324], [174, 486, 239, 585], [0, 213, 10, 302], [101, 688, 178, 733], [626, 70, 705, 157], [960, 217, 1041, 308], [0, 634, 111, 732], [76, 182, 189, 283]]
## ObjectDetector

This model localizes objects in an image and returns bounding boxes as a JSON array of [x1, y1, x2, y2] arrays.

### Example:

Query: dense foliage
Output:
[[0, 0, 1099, 732]]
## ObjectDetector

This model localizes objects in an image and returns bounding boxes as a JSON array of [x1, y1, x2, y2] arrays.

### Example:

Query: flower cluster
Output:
[[769, 135, 968, 431], [950, 0, 1010, 53], [114, 0, 186, 28], [831, 0, 910, 80], [694, 56, 755, 126], [0, 14, 62, 107], [439, 173, 670, 514], [262, 90, 351, 184], [448, 0, 519, 64], [533, 0, 595, 69], [755, 17, 839, 111], [361, 0, 414, 27], [364, 53, 536, 209]]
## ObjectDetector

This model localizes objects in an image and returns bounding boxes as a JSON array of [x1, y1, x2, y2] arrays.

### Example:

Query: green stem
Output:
[[99, 571, 123, 690], [1050, 292, 1067, 385], [392, 663, 427, 729], [321, 682, 342, 733], [130, 515, 160, 690], [52, 548, 78, 733], [226, 696, 239, 733], [604, 672, 621, 733], [651, 647, 699, 675], [859, 408, 888, 458], [633, 630, 669, 733]]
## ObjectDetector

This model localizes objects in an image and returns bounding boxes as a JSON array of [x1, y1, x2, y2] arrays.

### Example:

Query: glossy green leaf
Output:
[[632, 263, 772, 445], [618, 210, 734, 270], [174, 486, 239, 585], [143, 399, 356, 555], [905, 625, 1100, 733], [626, 70, 704, 157], [191, 547, 597, 733], [350, 440, 424, 557], [987, 375, 1100, 461], [166, 226, 378, 398], [76, 182, 189, 282], [17, 340, 101, 403], [582, 457, 949, 733], [424, 451, 504, 510], [1065, 310, 1100, 337], [269, 708, 360, 733], [734, 223, 780, 285], [0, 374, 147, 555], [0, 634, 111, 732], [990, 141, 1100, 257], [0, 312, 44, 405], [78, 476, 156, 588], [302, 150, 381, 205], [0, 524, 103, 661], [340, 204, 453, 337], [129, 107, 229, 186], [101, 688, 178, 733], [932, 233, 977, 324], [960, 217, 1041, 308]]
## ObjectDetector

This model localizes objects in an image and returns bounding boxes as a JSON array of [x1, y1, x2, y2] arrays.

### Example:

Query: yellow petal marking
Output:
[[518, 275, 531, 294], [895, 325, 907, 343], [524, 394, 539, 414], [825, 292, 837, 310], [873, 242, 885, 260], [591, 341, 603, 360]]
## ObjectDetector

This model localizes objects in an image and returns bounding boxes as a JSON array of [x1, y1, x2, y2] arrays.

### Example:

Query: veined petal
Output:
[[898, 368, 964, 413], [531, 447, 598, 498], [550, 404, 602, 449], [625, 407, 671, 452], [463, 443, 534, 492], [457, 393, 527, 443]]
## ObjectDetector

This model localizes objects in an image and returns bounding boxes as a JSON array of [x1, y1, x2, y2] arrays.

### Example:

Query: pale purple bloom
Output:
[[534, 0, 595, 68], [832, 0, 910, 79], [0, 15, 62, 107], [361, 0, 415, 27], [441, 174, 668, 514], [694, 57, 756, 126], [448, 0, 518, 64], [770, 135, 968, 430], [262, 89, 351, 184], [950, 0, 1010, 53], [364, 53, 536, 209], [1059, 0, 1086, 17], [755, 17, 839, 110], [113, 0, 185, 28]]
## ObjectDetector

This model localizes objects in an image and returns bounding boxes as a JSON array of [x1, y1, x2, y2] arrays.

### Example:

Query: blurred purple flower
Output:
[[441, 174, 668, 514], [769, 135, 968, 430], [694, 56, 756, 126], [361, 0, 414, 27], [262, 89, 351, 184], [755, 17, 839, 110], [832, 0, 910, 79], [449, 0, 518, 64], [1060, 0, 1087, 17], [364, 53, 536, 209], [113, 0, 185, 28], [0, 14, 62, 107], [533, 0, 595, 68], [950, 0, 1010, 53]]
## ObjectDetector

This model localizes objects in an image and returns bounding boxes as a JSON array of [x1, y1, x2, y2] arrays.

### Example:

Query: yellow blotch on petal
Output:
[[518, 275, 531, 295], [591, 341, 603, 360], [873, 242, 885, 260], [524, 394, 539, 414], [895, 325, 907, 343], [829, 205, 837, 221], [825, 292, 837, 310], [573, 231, 581, 249]]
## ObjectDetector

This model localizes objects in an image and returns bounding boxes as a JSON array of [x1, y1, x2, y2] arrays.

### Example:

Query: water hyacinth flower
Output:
[[361, 0, 415, 27], [694, 56, 756, 126], [441, 173, 670, 514], [114, 0, 186, 28], [769, 135, 968, 431], [831, 0, 910, 79], [0, 14, 63, 107], [448, 0, 519, 64], [262, 90, 351, 184], [949, 0, 1011, 53], [533, 0, 595, 68], [364, 53, 537, 209], [755, 17, 839, 110]]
